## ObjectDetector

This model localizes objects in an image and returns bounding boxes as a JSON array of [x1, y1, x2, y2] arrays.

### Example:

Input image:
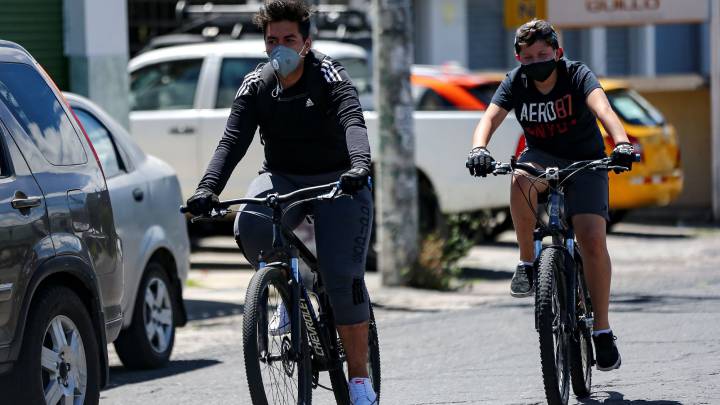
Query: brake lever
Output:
[[189, 207, 230, 223]]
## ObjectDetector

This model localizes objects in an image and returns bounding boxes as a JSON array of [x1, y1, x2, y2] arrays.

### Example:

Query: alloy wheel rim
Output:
[[143, 277, 173, 353], [42, 315, 87, 405]]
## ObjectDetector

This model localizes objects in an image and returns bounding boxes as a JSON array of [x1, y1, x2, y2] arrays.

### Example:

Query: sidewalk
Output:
[[185, 235, 515, 314]]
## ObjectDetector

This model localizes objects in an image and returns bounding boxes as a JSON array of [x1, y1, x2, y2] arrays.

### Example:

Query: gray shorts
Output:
[[518, 148, 609, 222], [234, 170, 373, 325]]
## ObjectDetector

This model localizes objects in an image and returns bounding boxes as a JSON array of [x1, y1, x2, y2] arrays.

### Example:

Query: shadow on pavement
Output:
[[580, 391, 683, 404], [610, 293, 720, 313], [104, 359, 221, 390], [459, 267, 514, 280], [185, 299, 244, 321], [607, 230, 693, 239]]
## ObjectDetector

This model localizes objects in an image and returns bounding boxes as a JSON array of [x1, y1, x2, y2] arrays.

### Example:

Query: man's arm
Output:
[[323, 59, 371, 172], [586, 88, 629, 145], [196, 71, 261, 195]]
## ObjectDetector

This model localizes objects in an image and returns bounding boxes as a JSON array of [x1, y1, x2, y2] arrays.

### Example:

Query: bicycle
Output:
[[182, 181, 380, 405], [490, 155, 634, 405]]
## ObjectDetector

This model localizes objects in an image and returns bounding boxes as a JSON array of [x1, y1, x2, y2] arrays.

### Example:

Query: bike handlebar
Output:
[[492, 154, 639, 179]]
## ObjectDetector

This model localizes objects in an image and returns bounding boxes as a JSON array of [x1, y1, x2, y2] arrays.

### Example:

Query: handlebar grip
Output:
[[633, 153, 641, 162], [180, 205, 189, 214]]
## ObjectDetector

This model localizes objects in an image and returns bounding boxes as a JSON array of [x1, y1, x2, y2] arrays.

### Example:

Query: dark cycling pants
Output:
[[234, 170, 373, 325], [518, 148, 610, 221]]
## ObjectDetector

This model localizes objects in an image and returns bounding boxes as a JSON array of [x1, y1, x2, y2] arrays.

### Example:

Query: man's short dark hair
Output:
[[253, 0, 313, 40], [514, 19, 559, 54]]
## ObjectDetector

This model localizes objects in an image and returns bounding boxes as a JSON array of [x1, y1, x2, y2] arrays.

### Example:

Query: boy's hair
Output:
[[253, 1, 313, 40], [514, 19, 559, 54]]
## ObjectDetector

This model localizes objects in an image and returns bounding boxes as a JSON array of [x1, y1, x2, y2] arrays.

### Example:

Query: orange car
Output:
[[410, 65, 500, 111], [412, 66, 683, 223]]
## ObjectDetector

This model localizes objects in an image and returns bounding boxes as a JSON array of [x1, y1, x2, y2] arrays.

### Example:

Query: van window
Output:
[[215, 58, 265, 109], [130, 59, 203, 111], [0, 63, 87, 166]]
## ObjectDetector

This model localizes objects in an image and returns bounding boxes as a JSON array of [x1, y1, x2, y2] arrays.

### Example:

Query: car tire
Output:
[[2, 286, 101, 405], [114, 262, 176, 370]]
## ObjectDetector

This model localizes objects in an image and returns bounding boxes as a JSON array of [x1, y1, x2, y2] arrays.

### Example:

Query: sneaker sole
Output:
[[596, 354, 621, 372]]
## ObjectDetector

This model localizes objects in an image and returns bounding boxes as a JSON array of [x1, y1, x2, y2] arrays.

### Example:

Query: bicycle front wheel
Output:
[[243, 266, 312, 405], [536, 247, 571, 405]]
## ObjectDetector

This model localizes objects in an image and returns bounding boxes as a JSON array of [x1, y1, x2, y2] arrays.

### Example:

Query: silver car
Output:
[[65, 93, 190, 369]]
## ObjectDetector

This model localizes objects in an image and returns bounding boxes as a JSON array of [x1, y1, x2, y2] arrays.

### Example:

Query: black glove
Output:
[[185, 188, 219, 216], [610, 142, 635, 173], [340, 167, 370, 194], [466, 146, 495, 177]]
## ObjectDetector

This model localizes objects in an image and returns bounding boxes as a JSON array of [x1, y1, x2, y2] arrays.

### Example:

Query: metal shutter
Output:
[[656, 24, 701, 74], [0, 0, 68, 89], [606, 27, 630, 76], [467, 0, 509, 70]]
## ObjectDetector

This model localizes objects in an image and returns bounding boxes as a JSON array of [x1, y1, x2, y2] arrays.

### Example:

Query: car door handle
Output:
[[11, 197, 41, 210], [169, 126, 196, 135], [132, 188, 144, 202]]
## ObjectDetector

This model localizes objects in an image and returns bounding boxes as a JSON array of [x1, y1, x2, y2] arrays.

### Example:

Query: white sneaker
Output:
[[268, 302, 290, 336], [348, 377, 377, 405]]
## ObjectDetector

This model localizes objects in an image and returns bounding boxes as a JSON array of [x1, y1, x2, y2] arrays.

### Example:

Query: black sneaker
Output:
[[510, 263, 534, 298], [593, 331, 622, 371]]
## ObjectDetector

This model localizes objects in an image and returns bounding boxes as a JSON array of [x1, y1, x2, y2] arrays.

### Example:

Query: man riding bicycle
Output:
[[466, 19, 634, 372], [184, 1, 377, 403]]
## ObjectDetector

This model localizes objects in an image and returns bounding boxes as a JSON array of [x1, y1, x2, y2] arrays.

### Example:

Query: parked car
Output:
[[0, 41, 123, 404], [411, 65, 502, 111], [65, 93, 190, 369], [127, 40, 523, 241]]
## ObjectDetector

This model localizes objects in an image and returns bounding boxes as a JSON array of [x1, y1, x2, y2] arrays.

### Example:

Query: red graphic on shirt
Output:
[[519, 94, 576, 139]]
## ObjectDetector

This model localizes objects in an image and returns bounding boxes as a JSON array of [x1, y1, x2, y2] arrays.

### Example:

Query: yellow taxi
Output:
[[597, 80, 683, 221]]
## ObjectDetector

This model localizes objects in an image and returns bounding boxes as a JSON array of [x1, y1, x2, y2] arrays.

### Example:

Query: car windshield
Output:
[[465, 83, 499, 106], [606, 89, 665, 126]]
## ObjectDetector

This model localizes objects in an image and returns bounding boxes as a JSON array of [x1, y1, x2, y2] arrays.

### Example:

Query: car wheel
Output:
[[114, 261, 176, 369], [1, 286, 101, 405]]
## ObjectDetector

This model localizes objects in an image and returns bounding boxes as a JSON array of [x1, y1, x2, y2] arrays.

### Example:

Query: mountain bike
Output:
[[182, 181, 380, 405], [491, 155, 633, 405]]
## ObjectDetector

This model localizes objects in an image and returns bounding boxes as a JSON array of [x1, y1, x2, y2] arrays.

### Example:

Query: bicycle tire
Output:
[[570, 255, 593, 398], [329, 303, 381, 405], [243, 266, 312, 405], [536, 247, 571, 405]]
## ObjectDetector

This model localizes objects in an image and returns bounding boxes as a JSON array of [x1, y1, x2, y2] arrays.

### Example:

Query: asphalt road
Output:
[[100, 223, 720, 404]]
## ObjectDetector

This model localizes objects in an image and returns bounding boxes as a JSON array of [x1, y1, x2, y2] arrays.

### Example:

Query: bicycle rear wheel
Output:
[[536, 247, 571, 405], [243, 266, 312, 405], [570, 254, 594, 398], [329, 303, 381, 405]]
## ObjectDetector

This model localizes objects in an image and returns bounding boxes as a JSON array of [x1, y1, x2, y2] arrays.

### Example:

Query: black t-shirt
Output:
[[197, 51, 371, 195], [491, 58, 605, 160]]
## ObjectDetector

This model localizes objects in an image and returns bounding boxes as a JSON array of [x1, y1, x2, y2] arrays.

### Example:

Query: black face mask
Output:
[[524, 58, 557, 82]]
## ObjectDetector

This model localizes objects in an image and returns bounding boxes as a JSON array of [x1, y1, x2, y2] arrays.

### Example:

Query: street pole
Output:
[[372, 0, 418, 286], [711, 0, 720, 221]]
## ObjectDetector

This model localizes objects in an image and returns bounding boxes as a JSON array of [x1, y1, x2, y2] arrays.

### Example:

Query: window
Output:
[[607, 89, 665, 127], [466, 83, 500, 106], [130, 59, 203, 111], [415, 87, 456, 111], [340, 57, 371, 95], [73, 109, 124, 178], [0, 63, 87, 166], [215, 57, 265, 109]]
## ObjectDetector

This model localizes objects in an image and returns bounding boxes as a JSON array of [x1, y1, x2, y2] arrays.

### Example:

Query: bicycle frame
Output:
[[230, 185, 348, 374]]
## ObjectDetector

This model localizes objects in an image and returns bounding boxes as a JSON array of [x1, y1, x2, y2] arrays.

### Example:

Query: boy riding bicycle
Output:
[[466, 19, 634, 371], [184, 1, 377, 403]]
